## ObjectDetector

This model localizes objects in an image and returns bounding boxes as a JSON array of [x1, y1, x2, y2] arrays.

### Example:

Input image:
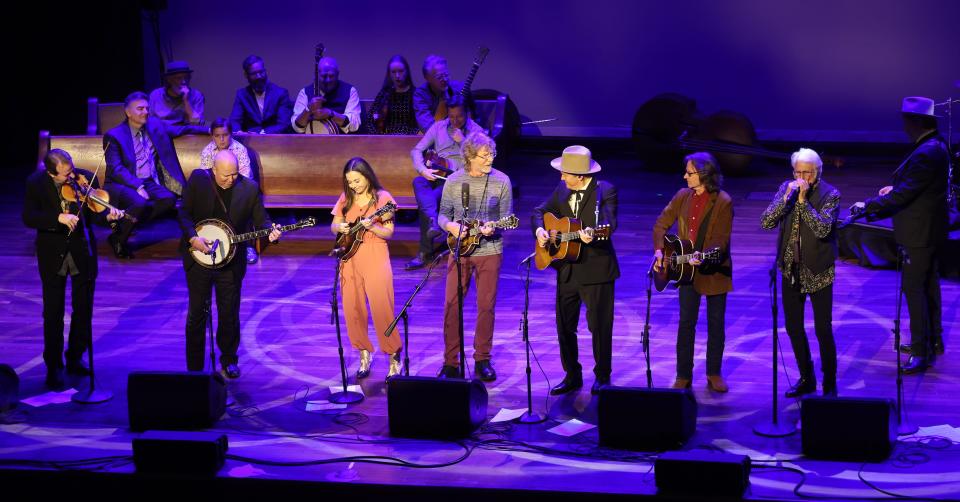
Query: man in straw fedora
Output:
[[533, 145, 619, 395], [853, 96, 950, 374]]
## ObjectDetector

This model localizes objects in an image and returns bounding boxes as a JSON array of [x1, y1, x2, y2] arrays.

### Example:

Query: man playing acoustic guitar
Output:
[[652, 152, 733, 393], [533, 145, 619, 396]]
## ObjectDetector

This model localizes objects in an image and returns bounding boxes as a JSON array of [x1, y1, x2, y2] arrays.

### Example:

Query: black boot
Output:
[[822, 374, 837, 397], [785, 361, 816, 398]]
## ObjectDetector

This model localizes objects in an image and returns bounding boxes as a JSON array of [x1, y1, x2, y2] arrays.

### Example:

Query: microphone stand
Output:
[[70, 188, 111, 404], [893, 246, 917, 435], [641, 259, 655, 388], [385, 251, 448, 377], [454, 204, 468, 379], [329, 257, 363, 404], [754, 257, 796, 437], [515, 253, 545, 424]]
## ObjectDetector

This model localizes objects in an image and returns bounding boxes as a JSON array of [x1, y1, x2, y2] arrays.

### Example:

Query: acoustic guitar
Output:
[[652, 234, 721, 292], [446, 214, 519, 256], [333, 202, 398, 261], [534, 213, 610, 270]]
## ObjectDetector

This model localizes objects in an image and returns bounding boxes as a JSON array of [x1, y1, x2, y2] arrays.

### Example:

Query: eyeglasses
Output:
[[792, 170, 816, 176], [683, 170, 702, 177]]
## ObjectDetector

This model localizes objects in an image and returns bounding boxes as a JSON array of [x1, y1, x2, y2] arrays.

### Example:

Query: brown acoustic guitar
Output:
[[534, 213, 611, 270], [333, 201, 397, 261], [446, 214, 519, 256], [652, 234, 721, 292]]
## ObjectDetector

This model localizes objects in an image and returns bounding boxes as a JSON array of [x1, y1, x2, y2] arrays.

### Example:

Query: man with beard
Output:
[[229, 55, 294, 134]]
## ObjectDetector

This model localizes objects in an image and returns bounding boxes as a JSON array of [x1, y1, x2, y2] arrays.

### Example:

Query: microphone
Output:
[[208, 240, 220, 255], [461, 183, 470, 210], [519, 252, 536, 267]]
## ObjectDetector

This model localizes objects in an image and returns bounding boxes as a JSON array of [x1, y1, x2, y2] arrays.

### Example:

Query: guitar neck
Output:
[[232, 222, 300, 244], [460, 63, 481, 96]]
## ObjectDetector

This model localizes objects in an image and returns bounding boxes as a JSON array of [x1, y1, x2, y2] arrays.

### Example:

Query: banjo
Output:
[[190, 217, 316, 268]]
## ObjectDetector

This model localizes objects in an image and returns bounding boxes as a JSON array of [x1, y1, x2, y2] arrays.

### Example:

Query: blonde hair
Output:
[[461, 132, 497, 163]]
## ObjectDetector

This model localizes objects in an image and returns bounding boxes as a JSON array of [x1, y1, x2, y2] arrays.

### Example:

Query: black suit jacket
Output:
[[532, 179, 619, 285], [22, 169, 101, 280], [177, 169, 271, 271], [103, 117, 190, 193], [229, 82, 294, 134], [864, 131, 949, 248]]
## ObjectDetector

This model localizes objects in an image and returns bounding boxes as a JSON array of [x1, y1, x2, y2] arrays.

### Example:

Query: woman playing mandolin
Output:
[[331, 157, 402, 380]]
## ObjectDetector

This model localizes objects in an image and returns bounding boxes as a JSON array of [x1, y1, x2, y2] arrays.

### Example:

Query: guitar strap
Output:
[[207, 169, 235, 228]]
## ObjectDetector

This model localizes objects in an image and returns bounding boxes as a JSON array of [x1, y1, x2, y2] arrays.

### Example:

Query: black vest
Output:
[[776, 179, 839, 275], [303, 80, 354, 115]]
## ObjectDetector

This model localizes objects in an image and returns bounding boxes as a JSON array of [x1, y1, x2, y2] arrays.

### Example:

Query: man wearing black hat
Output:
[[854, 96, 950, 374], [533, 145, 619, 395], [149, 60, 205, 127]]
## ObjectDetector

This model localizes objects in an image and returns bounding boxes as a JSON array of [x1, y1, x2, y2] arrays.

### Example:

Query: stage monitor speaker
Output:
[[387, 376, 487, 439], [127, 371, 226, 432], [133, 430, 227, 476], [598, 386, 697, 451], [801, 396, 895, 461], [0, 364, 18, 413], [655, 451, 751, 497]]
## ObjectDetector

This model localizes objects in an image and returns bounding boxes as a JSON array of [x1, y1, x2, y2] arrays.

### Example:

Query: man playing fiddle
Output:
[[23, 149, 124, 389]]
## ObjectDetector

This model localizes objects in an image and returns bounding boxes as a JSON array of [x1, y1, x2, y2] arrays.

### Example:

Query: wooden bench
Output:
[[38, 132, 423, 208]]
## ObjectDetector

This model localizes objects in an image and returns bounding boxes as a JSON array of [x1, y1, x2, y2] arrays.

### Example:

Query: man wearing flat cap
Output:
[[533, 145, 619, 395], [149, 60, 206, 126], [853, 96, 950, 374]]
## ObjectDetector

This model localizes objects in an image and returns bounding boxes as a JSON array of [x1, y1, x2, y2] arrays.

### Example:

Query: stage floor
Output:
[[1, 152, 958, 500]]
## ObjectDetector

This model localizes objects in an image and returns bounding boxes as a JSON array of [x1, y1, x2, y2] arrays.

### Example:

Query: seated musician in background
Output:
[[149, 60, 205, 127], [533, 145, 619, 395], [292, 56, 360, 134], [331, 158, 403, 380], [177, 150, 282, 378], [413, 54, 471, 132], [437, 132, 512, 382], [365, 55, 420, 135], [761, 148, 841, 397], [406, 95, 485, 270], [229, 55, 294, 134], [652, 152, 733, 393], [103, 91, 195, 259], [23, 149, 124, 389], [199, 118, 258, 264]]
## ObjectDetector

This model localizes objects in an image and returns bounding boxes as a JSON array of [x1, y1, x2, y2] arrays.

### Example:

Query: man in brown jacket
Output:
[[653, 152, 733, 392]]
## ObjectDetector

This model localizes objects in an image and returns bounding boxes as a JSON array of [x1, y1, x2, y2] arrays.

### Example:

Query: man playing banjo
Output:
[[177, 150, 282, 378]]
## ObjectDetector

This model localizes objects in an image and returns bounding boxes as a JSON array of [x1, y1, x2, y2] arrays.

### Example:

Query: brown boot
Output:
[[671, 378, 692, 389], [706, 375, 729, 393]]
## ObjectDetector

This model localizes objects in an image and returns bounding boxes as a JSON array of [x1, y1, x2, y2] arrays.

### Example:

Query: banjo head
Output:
[[191, 219, 237, 268]]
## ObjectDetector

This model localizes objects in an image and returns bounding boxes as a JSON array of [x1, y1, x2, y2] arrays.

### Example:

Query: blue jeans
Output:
[[676, 285, 726, 379]]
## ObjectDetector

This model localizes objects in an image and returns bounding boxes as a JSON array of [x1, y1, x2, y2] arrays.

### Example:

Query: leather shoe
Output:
[[591, 377, 610, 395], [785, 376, 816, 398], [65, 359, 91, 377], [899, 343, 914, 355], [246, 246, 259, 264], [223, 363, 241, 379], [549, 376, 582, 395], [903, 356, 928, 374], [475, 360, 497, 382], [933, 336, 945, 356], [437, 365, 460, 379], [671, 378, 692, 389], [822, 379, 838, 397], [706, 375, 729, 393], [45, 367, 65, 390], [108, 233, 133, 259], [405, 253, 429, 270]]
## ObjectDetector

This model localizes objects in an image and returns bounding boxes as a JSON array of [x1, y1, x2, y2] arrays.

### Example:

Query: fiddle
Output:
[[60, 173, 136, 223]]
